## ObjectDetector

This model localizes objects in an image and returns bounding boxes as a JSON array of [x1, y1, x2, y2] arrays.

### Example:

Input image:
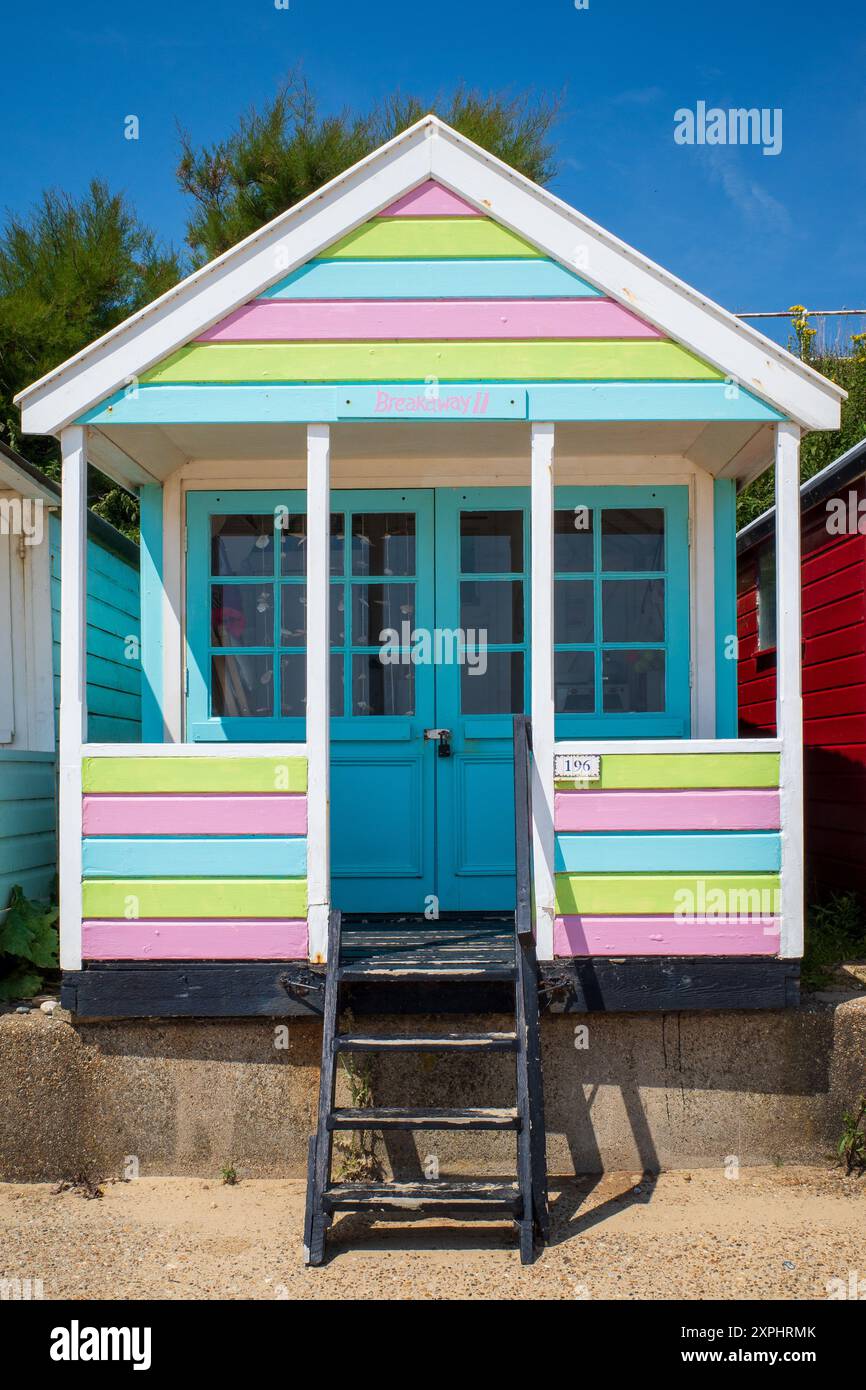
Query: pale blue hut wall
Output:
[[0, 751, 57, 916], [49, 513, 142, 742]]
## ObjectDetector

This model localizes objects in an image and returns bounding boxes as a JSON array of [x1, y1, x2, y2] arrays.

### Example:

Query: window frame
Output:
[[187, 490, 308, 741], [553, 485, 691, 738], [756, 540, 777, 654], [186, 489, 434, 740]]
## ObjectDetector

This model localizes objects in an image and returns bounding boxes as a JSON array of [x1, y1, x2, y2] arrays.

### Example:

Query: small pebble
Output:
[[15, 1006, 30, 1014]]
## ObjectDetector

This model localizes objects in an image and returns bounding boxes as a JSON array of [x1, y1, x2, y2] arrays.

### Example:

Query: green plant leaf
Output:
[[0, 885, 59, 969], [0, 963, 44, 1000]]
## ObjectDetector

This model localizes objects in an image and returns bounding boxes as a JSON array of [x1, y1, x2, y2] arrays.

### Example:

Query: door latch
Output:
[[424, 728, 452, 757]]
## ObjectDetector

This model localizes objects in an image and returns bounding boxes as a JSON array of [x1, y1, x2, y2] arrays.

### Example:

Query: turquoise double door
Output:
[[330, 488, 529, 913], [187, 483, 690, 915]]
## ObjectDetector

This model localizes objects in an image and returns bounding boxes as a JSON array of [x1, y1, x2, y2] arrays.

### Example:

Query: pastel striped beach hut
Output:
[[14, 116, 843, 1017]]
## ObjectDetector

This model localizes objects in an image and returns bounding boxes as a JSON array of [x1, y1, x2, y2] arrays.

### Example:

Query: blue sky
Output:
[[3, 0, 864, 347]]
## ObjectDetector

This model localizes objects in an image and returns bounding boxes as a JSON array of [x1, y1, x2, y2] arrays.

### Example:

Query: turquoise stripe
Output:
[[261, 257, 603, 299], [555, 832, 782, 874], [79, 381, 782, 426], [139, 485, 164, 742], [82, 836, 308, 879], [530, 382, 783, 421], [714, 477, 739, 737]]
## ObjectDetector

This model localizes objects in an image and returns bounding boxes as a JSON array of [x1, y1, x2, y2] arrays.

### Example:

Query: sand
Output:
[[1, 1165, 863, 1301]]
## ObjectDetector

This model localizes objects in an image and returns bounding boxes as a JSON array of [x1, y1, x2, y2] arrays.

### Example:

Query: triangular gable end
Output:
[[139, 179, 722, 393], [15, 117, 843, 438]]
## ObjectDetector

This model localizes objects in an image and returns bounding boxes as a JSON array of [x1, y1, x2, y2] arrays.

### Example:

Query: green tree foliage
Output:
[[0, 181, 181, 536], [178, 74, 559, 262], [736, 314, 866, 529]]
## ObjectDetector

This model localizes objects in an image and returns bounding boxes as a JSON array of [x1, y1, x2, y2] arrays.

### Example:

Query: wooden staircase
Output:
[[303, 717, 548, 1265]]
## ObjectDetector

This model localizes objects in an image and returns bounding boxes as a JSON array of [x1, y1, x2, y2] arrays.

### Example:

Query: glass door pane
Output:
[[457, 508, 526, 715], [553, 487, 690, 736]]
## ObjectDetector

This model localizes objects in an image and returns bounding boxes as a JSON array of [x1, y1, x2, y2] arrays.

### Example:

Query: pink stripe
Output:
[[82, 793, 307, 836], [554, 915, 781, 957], [82, 919, 308, 960], [379, 181, 480, 216], [197, 298, 660, 342], [554, 789, 781, 832]]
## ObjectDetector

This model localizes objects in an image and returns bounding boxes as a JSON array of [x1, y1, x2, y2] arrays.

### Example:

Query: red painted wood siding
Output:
[[738, 476, 866, 897]]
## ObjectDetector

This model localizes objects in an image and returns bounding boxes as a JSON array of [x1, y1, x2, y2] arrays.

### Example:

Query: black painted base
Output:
[[62, 956, 800, 1019]]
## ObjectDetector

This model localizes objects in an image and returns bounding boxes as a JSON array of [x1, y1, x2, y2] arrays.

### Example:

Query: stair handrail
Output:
[[513, 715, 534, 945]]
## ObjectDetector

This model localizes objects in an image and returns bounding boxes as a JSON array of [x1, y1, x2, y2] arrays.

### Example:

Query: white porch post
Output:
[[58, 425, 88, 971], [306, 424, 331, 962], [775, 421, 804, 958], [692, 469, 716, 738], [531, 422, 556, 960]]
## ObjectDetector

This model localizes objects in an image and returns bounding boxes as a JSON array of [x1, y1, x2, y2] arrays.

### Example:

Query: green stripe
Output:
[[82, 877, 307, 918], [143, 340, 720, 385], [81, 756, 307, 793], [554, 753, 780, 790], [555, 873, 781, 915], [321, 218, 541, 259]]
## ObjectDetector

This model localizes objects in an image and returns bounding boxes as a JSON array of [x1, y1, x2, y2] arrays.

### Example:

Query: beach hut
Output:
[[737, 437, 866, 901], [14, 117, 843, 1258]]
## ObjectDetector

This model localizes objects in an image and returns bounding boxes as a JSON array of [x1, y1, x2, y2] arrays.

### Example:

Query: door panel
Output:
[[433, 489, 530, 911], [330, 490, 436, 912]]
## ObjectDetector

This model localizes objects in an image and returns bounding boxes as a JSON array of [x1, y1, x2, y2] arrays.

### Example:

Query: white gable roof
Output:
[[16, 115, 843, 436]]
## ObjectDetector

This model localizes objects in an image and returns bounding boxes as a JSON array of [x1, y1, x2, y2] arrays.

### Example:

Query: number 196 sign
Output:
[[554, 753, 601, 781]]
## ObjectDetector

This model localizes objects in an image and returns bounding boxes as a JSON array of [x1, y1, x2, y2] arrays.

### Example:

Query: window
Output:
[[191, 496, 424, 734], [757, 542, 777, 652], [459, 508, 527, 714], [552, 488, 690, 736], [205, 509, 344, 723]]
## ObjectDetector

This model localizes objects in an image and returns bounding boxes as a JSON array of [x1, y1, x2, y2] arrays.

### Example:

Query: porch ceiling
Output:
[[89, 419, 774, 493]]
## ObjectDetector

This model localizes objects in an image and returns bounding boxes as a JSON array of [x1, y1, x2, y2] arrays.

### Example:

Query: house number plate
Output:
[[554, 753, 601, 781]]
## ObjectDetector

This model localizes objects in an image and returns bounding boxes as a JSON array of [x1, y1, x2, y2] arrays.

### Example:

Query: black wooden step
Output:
[[328, 1106, 520, 1131], [338, 963, 517, 982], [322, 1181, 521, 1214], [338, 918, 517, 982], [334, 1031, 518, 1053]]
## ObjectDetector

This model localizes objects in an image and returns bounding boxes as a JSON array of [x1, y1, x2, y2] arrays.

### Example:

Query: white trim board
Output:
[[774, 422, 805, 959], [530, 422, 556, 960], [58, 427, 87, 971], [305, 423, 332, 963], [82, 742, 308, 757], [0, 530, 14, 744], [16, 117, 842, 441], [553, 739, 782, 755]]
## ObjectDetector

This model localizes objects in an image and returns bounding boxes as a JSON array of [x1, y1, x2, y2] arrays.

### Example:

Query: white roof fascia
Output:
[[430, 123, 844, 431], [17, 120, 436, 435], [0, 455, 60, 505]]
